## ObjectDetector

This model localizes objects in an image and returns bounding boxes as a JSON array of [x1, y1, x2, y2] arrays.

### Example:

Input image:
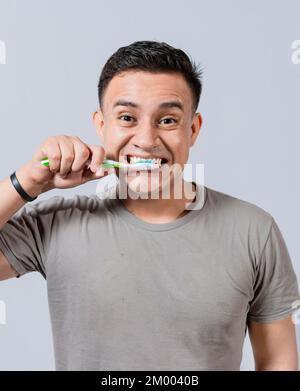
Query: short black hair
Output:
[[98, 40, 202, 114]]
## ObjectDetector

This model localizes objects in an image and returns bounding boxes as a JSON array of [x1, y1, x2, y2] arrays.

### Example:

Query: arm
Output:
[[0, 170, 43, 280], [0, 173, 36, 230], [0, 248, 18, 280], [0, 135, 106, 281], [248, 316, 298, 371]]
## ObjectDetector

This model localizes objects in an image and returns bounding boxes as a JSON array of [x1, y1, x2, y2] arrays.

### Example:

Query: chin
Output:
[[124, 170, 172, 200]]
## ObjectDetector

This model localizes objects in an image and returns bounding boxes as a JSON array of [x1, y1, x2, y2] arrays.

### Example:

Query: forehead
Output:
[[103, 70, 193, 112]]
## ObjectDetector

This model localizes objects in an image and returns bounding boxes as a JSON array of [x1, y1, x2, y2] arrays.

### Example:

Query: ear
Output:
[[92, 109, 105, 141], [189, 112, 202, 147]]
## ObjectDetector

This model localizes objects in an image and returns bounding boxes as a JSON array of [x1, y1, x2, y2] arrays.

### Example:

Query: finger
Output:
[[71, 137, 91, 172], [82, 166, 115, 184], [86, 144, 105, 173], [58, 136, 75, 177], [35, 138, 62, 173]]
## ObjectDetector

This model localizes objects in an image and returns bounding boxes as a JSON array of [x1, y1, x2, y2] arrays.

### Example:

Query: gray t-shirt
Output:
[[0, 184, 299, 370]]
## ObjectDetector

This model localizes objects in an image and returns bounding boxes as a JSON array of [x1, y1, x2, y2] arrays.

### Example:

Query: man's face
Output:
[[93, 70, 202, 196]]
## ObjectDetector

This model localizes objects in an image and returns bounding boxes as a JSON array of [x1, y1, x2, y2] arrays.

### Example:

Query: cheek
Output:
[[103, 126, 131, 151], [165, 132, 190, 163]]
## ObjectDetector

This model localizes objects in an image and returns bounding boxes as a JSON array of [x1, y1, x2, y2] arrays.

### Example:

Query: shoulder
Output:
[[15, 193, 105, 218], [204, 185, 274, 238]]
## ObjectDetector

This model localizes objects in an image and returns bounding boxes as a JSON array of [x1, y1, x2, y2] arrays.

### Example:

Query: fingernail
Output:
[[93, 164, 100, 173], [88, 164, 96, 173], [95, 167, 105, 176]]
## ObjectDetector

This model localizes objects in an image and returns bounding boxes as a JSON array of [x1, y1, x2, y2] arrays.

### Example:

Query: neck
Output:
[[121, 180, 197, 224]]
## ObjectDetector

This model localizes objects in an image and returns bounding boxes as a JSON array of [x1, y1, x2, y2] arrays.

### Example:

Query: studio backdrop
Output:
[[0, 0, 299, 370]]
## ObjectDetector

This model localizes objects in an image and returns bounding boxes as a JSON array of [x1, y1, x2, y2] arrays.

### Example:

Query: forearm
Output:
[[0, 164, 44, 230], [249, 317, 299, 372]]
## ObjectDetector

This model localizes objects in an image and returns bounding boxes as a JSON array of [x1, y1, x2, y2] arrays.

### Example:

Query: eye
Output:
[[118, 115, 135, 122], [160, 117, 177, 125]]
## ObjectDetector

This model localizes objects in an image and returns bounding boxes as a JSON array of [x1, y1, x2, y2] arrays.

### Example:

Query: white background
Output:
[[0, 0, 299, 370]]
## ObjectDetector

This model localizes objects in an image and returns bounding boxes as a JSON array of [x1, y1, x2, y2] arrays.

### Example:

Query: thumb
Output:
[[94, 166, 116, 178], [82, 166, 116, 183]]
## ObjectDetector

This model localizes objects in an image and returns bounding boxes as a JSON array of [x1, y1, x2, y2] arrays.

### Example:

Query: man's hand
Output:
[[15, 135, 109, 198], [248, 316, 298, 370]]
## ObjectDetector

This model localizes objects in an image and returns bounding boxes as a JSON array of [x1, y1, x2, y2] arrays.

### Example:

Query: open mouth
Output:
[[125, 155, 169, 168]]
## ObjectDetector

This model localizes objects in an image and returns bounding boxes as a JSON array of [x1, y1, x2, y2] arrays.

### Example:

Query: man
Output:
[[0, 41, 299, 371]]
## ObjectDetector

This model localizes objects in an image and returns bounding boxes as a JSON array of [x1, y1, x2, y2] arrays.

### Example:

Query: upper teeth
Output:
[[129, 156, 162, 165]]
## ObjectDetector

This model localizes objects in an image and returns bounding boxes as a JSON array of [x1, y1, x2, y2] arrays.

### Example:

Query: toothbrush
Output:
[[40, 157, 159, 170]]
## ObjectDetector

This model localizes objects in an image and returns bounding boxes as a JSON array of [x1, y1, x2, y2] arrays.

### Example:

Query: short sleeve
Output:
[[0, 200, 54, 279], [247, 217, 300, 323]]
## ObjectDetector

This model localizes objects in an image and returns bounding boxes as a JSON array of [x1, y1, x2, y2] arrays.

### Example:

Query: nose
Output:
[[132, 121, 160, 151]]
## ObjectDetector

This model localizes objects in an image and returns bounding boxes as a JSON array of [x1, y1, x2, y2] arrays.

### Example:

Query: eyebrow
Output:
[[112, 99, 184, 112]]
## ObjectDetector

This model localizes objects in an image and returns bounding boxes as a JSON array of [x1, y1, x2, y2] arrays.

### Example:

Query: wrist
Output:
[[14, 165, 45, 199]]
